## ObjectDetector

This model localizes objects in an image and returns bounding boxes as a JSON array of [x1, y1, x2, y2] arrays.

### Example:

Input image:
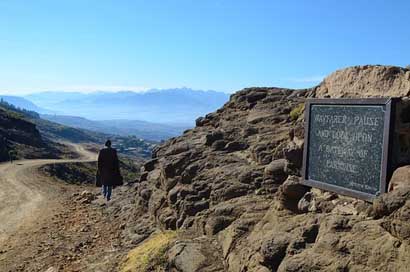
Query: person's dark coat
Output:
[[96, 147, 122, 187]]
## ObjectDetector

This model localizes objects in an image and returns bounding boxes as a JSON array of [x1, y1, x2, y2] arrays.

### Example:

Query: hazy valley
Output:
[[25, 88, 229, 123], [1, 88, 229, 142]]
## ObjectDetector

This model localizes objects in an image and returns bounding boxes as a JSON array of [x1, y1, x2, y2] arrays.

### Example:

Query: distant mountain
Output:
[[0, 99, 154, 159], [25, 88, 230, 124], [42, 114, 189, 142], [0, 95, 54, 114]]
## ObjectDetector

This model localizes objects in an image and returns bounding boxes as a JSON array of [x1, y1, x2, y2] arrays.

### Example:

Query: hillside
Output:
[[0, 93, 192, 141], [5, 65, 410, 271], [111, 65, 410, 271], [6, 65, 410, 271], [32, 117, 108, 144], [0, 100, 154, 161], [31, 118, 155, 159], [25, 89, 230, 124], [41, 114, 189, 142], [0, 95, 54, 114], [0, 101, 70, 162]]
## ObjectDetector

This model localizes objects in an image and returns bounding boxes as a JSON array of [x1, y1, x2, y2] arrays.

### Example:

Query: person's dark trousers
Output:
[[102, 185, 112, 201]]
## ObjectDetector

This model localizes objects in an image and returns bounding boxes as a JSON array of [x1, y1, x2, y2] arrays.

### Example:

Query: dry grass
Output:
[[120, 231, 177, 272], [289, 103, 305, 121]]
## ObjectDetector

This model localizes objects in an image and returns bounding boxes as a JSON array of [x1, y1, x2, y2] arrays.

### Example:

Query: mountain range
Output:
[[0, 88, 229, 141], [25, 88, 230, 124]]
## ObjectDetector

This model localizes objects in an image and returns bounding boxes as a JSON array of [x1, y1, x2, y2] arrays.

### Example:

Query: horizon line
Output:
[[0, 86, 232, 96]]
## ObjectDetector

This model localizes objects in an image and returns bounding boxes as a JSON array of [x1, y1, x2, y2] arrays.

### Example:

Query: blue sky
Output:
[[0, 0, 409, 94]]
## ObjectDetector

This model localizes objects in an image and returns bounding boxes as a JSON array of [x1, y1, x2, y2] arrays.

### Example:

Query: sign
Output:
[[302, 98, 393, 201]]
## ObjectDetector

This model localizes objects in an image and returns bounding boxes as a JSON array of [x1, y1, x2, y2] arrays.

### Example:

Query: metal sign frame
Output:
[[302, 98, 395, 202]]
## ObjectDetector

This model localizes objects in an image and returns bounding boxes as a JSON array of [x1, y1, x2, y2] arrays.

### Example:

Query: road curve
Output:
[[0, 144, 97, 244]]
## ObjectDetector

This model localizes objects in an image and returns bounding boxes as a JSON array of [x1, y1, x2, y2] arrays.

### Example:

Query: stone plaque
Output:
[[302, 99, 393, 201]]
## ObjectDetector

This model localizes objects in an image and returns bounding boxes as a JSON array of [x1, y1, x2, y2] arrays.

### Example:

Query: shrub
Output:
[[289, 103, 305, 121], [120, 231, 177, 272]]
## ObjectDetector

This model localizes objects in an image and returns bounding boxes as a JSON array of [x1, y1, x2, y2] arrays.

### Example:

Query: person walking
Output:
[[8, 150, 13, 164], [8, 149, 15, 164], [96, 140, 123, 201]]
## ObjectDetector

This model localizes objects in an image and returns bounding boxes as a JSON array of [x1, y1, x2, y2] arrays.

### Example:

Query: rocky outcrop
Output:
[[315, 65, 410, 98], [129, 65, 410, 271], [136, 87, 306, 232]]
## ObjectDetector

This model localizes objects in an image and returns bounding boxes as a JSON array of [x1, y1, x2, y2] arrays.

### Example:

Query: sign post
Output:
[[302, 98, 394, 201]]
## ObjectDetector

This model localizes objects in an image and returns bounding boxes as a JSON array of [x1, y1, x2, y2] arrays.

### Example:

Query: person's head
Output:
[[105, 140, 112, 147]]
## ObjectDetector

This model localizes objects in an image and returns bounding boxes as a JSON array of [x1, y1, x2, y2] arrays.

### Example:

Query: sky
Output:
[[1, 0, 410, 95]]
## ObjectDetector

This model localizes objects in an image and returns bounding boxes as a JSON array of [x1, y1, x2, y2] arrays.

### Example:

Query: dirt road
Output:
[[0, 144, 97, 245], [0, 144, 140, 272]]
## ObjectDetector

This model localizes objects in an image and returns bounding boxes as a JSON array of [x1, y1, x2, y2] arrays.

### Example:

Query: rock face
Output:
[[136, 87, 305, 230], [131, 65, 410, 271], [315, 65, 410, 98]]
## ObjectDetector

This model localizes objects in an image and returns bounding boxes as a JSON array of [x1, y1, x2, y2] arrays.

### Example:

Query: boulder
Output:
[[371, 186, 410, 218], [283, 140, 303, 171], [168, 238, 224, 271], [264, 159, 288, 183], [168, 242, 207, 272], [205, 131, 224, 146], [298, 191, 315, 213], [388, 165, 410, 191], [277, 176, 310, 211], [382, 200, 410, 240], [224, 141, 248, 152], [143, 158, 158, 172], [212, 140, 227, 151]]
